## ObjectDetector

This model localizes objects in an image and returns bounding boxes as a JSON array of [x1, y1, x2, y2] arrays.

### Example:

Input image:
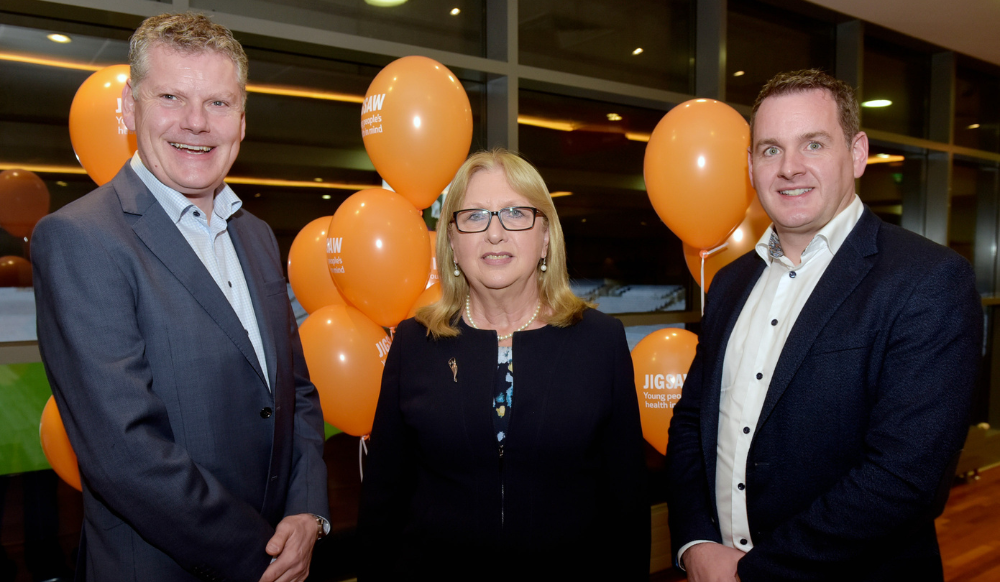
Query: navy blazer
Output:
[[665, 208, 982, 581], [31, 165, 328, 582], [358, 310, 650, 580]]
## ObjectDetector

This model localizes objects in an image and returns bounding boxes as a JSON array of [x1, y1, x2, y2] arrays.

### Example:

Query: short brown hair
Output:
[[416, 149, 592, 339], [750, 69, 859, 147], [129, 12, 248, 108]]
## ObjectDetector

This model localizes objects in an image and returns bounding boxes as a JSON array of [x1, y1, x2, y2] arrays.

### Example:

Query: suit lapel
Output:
[[228, 214, 278, 393], [702, 253, 765, 497], [755, 209, 881, 431], [114, 167, 268, 386]]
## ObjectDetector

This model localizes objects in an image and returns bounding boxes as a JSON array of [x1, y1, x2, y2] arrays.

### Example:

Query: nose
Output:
[[180, 103, 209, 133], [777, 149, 805, 180], [485, 213, 506, 244]]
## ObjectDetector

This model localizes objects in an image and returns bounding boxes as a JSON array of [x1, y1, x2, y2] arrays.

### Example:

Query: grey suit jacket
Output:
[[32, 165, 329, 582]]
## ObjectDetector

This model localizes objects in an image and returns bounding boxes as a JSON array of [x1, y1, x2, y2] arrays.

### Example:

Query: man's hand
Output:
[[682, 542, 743, 582], [258, 514, 319, 582]]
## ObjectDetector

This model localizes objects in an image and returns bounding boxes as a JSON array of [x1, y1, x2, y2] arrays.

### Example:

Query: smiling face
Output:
[[449, 168, 549, 297], [749, 88, 868, 252], [123, 43, 245, 198]]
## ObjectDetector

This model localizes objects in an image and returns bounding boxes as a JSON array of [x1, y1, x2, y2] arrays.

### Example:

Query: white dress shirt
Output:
[[130, 153, 270, 390], [678, 195, 864, 564]]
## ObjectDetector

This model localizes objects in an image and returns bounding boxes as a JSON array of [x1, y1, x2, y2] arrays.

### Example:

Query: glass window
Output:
[[726, 0, 836, 106], [859, 142, 926, 228], [861, 35, 931, 139], [955, 63, 1000, 154], [519, 0, 695, 93], [190, 0, 486, 57], [519, 89, 688, 314]]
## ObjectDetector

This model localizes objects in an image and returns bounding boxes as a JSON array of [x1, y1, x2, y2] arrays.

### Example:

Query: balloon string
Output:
[[358, 434, 369, 482], [698, 243, 729, 316]]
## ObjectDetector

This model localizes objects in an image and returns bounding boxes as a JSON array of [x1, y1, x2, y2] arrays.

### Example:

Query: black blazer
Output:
[[358, 309, 650, 580], [31, 165, 328, 582], [665, 208, 982, 581]]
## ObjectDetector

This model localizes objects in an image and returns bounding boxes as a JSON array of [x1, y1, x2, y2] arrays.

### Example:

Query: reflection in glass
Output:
[[519, 0, 694, 93], [859, 142, 925, 228], [955, 64, 1000, 154], [862, 35, 930, 139]]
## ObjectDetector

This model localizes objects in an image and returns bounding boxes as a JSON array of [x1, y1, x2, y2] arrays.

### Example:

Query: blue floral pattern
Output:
[[492, 346, 513, 445]]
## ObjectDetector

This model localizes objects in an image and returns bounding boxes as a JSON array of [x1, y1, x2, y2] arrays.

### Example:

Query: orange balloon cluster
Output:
[[683, 197, 771, 291], [631, 328, 699, 455], [644, 99, 754, 250], [0, 169, 50, 239], [299, 305, 392, 436], [69, 65, 137, 185], [288, 216, 345, 314], [361, 56, 472, 209], [0, 256, 32, 287], [326, 189, 431, 328], [39, 396, 82, 491]]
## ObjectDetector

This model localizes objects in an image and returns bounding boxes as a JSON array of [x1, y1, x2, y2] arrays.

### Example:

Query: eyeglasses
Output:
[[452, 206, 541, 233]]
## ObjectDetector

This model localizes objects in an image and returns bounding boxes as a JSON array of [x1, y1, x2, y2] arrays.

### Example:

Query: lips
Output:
[[483, 253, 512, 260], [779, 187, 813, 197], [170, 142, 214, 153]]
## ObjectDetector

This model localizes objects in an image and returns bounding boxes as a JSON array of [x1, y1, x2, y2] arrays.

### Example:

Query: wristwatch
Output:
[[313, 514, 328, 540]]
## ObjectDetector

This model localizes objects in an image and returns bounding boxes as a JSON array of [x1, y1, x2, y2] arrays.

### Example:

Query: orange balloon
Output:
[[299, 304, 391, 436], [425, 230, 439, 290], [39, 396, 82, 491], [407, 282, 442, 319], [288, 216, 346, 314], [644, 99, 753, 249], [361, 56, 473, 209], [631, 328, 699, 455], [326, 189, 431, 327], [69, 65, 137, 185], [0, 256, 32, 287], [0, 169, 49, 239], [683, 197, 771, 291]]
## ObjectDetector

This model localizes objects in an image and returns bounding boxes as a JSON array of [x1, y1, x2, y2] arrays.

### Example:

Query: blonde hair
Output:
[[416, 149, 591, 339], [129, 12, 249, 108]]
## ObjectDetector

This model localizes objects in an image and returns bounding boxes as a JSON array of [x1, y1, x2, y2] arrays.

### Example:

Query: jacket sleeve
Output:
[[737, 254, 982, 580], [599, 319, 652, 580], [31, 213, 275, 582], [356, 323, 418, 581]]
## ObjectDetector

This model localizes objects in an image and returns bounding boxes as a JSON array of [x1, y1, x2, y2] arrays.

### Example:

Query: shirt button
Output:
[[756, 372, 763, 380], [740, 538, 748, 545], [738, 483, 745, 491], [260, 407, 272, 418], [789, 271, 797, 278], [228, 281, 232, 288], [193, 210, 201, 217], [771, 319, 778, 326], [743, 426, 750, 434]]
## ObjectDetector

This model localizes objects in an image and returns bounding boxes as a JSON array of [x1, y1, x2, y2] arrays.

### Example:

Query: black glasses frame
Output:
[[451, 206, 541, 233]]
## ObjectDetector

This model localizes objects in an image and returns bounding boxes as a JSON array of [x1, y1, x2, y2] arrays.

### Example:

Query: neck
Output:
[[466, 288, 542, 333], [773, 229, 809, 265]]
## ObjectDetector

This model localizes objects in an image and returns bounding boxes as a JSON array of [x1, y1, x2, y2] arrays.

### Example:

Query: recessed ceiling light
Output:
[[733, 70, 745, 77], [56, 181, 68, 187], [876, 153, 890, 158], [365, 0, 408, 6], [450, 8, 460, 15], [322, 194, 332, 200], [967, 123, 981, 129], [861, 99, 892, 108], [314, 177, 323, 182], [254, 193, 262, 198], [607, 113, 622, 121], [632, 48, 643, 56], [47, 34, 71, 44]]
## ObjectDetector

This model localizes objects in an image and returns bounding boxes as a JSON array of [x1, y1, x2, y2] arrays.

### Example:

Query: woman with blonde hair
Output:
[[358, 149, 649, 580]]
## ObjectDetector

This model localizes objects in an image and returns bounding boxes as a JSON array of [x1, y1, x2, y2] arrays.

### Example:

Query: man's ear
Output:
[[852, 131, 869, 179], [122, 80, 137, 132]]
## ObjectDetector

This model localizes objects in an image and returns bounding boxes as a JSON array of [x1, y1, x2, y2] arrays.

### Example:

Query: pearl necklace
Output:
[[465, 296, 541, 341]]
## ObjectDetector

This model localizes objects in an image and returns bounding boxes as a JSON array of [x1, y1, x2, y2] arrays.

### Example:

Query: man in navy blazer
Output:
[[31, 13, 328, 582], [665, 69, 981, 581]]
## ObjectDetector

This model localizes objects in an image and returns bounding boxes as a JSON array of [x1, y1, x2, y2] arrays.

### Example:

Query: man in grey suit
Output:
[[31, 13, 328, 582]]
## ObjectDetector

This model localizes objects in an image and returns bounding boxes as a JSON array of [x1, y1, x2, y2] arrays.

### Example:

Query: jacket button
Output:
[[260, 407, 273, 418]]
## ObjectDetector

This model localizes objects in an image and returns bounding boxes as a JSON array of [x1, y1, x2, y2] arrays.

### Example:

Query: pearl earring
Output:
[[453, 261, 461, 277], [539, 258, 547, 272]]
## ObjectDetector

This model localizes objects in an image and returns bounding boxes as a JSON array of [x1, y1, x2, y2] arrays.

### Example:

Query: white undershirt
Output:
[[678, 195, 863, 565]]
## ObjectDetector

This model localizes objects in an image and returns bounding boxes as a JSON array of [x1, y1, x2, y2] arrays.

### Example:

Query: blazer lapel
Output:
[[114, 167, 268, 386], [702, 253, 765, 498], [755, 209, 881, 431], [227, 214, 278, 393]]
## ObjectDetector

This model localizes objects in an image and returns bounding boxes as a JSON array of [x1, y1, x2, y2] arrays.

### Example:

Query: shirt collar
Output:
[[755, 194, 864, 265], [130, 152, 242, 224]]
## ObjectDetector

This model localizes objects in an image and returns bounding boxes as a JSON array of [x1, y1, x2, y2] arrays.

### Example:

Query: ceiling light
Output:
[[314, 177, 323, 182], [967, 123, 981, 129], [47, 34, 71, 44], [606, 113, 622, 121], [733, 70, 745, 77], [56, 181, 68, 187], [632, 48, 643, 56], [322, 194, 332, 200], [550, 191, 573, 198], [861, 99, 892, 108], [365, 0, 408, 6], [450, 8, 460, 15]]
